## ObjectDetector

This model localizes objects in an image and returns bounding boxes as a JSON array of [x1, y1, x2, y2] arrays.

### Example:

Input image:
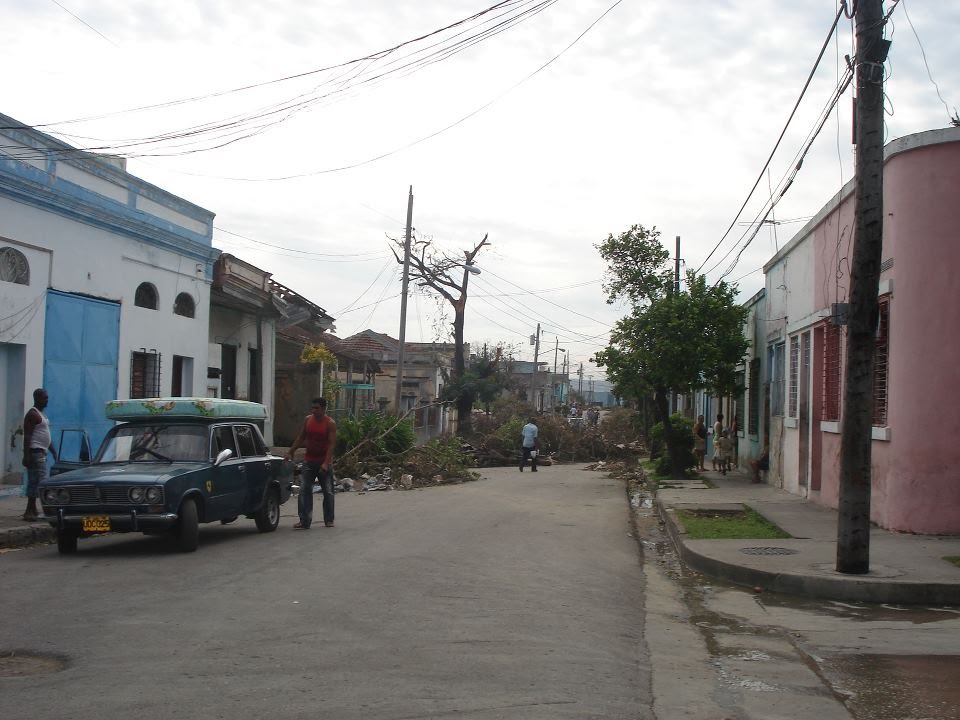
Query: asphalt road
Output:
[[0, 465, 652, 720]]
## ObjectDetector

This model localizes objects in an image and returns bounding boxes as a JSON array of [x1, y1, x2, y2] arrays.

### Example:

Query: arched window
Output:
[[0, 247, 30, 285], [135, 282, 159, 310], [174, 292, 196, 318]]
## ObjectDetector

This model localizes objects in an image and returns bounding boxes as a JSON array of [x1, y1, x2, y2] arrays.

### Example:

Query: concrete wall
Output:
[[0, 115, 218, 480], [759, 126, 960, 533]]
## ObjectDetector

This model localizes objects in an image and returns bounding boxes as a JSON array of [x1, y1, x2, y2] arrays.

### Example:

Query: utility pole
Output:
[[837, 0, 888, 575], [529, 323, 541, 411], [552, 337, 564, 412], [674, 235, 681, 294], [394, 186, 413, 415], [577, 362, 583, 396]]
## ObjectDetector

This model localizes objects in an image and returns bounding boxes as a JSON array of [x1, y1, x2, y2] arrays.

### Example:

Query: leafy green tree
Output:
[[594, 226, 748, 476], [440, 345, 511, 420]]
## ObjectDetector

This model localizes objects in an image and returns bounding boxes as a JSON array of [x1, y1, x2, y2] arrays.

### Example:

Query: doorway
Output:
[[0, 343, 26, 485]]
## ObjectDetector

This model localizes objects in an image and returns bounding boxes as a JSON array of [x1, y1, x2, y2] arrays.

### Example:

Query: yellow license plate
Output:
[[82, 516, 111, 533]]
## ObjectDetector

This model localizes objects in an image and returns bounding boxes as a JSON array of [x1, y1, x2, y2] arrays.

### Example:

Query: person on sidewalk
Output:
[[750, 445, 769, 484], [711, 413, 724, 471], [519, 417, 539, 472], [22, 388, 56, 522], [692, 415, 707, 471], [286, 397, 337, 529], [717, 430, 733, 475]]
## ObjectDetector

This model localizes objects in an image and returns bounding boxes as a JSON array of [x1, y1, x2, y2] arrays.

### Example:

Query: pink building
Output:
[[760, 126, 960, 534]]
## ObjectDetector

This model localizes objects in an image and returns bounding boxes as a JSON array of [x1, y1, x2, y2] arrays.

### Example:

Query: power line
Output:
[[26, 1, 536, 128], [6, 1, 562, 165], [49, 0, 118, 47], [695, 4, 848, 275], [900, 0, 959, 125], [214, 225, 387, 258]]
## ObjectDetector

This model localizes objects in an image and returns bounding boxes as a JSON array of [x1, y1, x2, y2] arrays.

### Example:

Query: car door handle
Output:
[[238, 465, 246, 472]]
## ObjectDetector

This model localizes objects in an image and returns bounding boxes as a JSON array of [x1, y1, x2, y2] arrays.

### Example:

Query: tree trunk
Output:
[[456, 392, 473, 436], [654, 385, 682, 477]]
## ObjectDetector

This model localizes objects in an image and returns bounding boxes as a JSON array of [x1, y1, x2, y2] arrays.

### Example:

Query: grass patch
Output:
[[677, 506, 790, 540], [944, 556, 960, 569]]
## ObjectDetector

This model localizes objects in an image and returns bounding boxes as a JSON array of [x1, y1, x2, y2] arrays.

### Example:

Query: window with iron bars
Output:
[[735, 370, 745, 434], [747, 358, 760, 434], [131, 350, 161, 399], [788, 335, 800, 417], [769, 342, 786, 416], [823, 323, 842, 422], [873, 298, 890, 426]]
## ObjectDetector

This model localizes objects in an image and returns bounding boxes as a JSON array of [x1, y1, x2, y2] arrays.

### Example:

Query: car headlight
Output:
[[145, 487, 162, 503], [56, 489, 70, 504], [43, 488, 58, 504], [129, 487, 146, 503]]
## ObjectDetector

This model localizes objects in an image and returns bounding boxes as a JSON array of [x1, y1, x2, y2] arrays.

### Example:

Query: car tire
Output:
[[175, 498, 200, 553], [57, 528, 78, 555], [254, 487, 280, 533]]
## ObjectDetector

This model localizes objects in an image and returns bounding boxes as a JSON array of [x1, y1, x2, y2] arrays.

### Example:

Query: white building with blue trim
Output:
[[0, 112, 219, 483]]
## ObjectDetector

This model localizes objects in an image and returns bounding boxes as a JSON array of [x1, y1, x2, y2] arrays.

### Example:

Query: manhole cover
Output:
[[0, 650, 68, 678], [739, 546, 799, 556]]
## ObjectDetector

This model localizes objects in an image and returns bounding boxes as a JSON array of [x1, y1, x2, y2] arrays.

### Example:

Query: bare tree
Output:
[[391, 234, 489, 435]]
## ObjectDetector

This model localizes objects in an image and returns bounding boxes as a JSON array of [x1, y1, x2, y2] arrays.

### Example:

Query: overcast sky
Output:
[[3, 0, 957, 378]]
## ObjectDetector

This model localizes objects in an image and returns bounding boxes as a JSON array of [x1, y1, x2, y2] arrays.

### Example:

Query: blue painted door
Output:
[[43, 291, 120, 458]]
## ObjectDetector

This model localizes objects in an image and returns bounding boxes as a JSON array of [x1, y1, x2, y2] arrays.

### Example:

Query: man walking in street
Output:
[[22, 388, 56, 522], [519, 417, 539, 472], [286, 397, 337, 529]]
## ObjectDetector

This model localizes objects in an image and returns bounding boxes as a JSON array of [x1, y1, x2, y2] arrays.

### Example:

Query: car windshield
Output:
[[97, 424, 209, 463]]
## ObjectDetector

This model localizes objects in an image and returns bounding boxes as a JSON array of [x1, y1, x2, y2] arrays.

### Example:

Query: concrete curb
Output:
[[655, 499, 960, 605], [0, 523, 56, 549]]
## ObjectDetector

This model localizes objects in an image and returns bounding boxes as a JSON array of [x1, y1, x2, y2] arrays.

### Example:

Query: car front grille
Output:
[[66, 486, 101, 505], [100, 487, 131, 504], [62, 486, 163, 505]]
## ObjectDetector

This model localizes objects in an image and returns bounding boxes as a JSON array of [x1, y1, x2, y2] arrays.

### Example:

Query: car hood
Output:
[[39, 462, 205, 485]]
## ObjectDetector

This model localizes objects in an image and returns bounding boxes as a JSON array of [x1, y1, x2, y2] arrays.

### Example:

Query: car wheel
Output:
[[254, 487, 280, 533], [175, 498, 200, 552], [57, 528, 78, 555]]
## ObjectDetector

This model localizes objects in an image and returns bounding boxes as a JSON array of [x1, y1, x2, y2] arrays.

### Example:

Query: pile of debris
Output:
[[333, 467, 480, 494]]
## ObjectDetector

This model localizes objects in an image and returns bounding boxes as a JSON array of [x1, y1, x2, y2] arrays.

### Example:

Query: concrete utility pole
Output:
[[578, 363, 584, 396], [837, 0, 888, 575], [529, 323, 541, 411], [394, 186, 413, 415], [674, 235, 681, 294]]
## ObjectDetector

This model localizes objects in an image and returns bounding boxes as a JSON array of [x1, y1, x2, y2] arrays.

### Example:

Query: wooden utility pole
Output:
[[836, 0, 888, 574], [394, 186, 414, 414]]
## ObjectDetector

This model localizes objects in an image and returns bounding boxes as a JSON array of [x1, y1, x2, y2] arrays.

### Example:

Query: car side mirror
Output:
[[213, 449, 233, 467]]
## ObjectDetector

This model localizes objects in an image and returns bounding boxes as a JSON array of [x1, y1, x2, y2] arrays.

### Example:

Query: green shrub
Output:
[[651, 413, 696, 476], [336, 412, 415, 460], [405, 434, 476, 478]]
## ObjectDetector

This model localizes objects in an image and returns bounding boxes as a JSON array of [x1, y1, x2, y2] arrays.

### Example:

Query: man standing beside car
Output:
[[287, 397, 337, 529], [22, 388, 56, 522]]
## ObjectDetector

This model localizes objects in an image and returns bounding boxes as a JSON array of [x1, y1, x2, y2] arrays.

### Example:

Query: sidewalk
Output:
[[655, 468, 960, 605], [0, 485, 56, 549]]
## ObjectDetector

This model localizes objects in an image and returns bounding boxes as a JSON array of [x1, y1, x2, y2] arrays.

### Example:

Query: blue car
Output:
[[39, 399, 293, 554]]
